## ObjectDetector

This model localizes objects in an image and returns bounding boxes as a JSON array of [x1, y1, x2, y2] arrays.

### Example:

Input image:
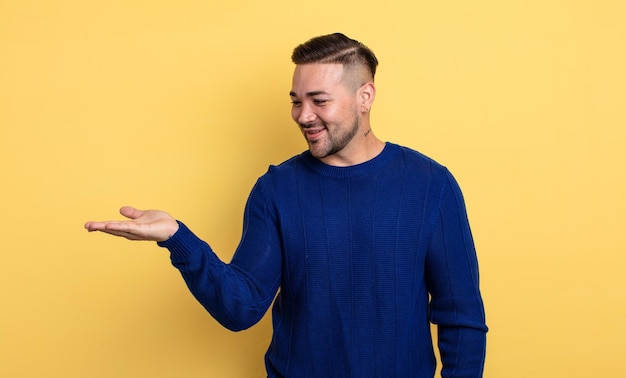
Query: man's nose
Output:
[[297, 103, 317, 125]]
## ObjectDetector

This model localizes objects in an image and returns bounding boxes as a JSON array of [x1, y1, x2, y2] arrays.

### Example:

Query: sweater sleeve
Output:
[[157, 180, 282, 331], [425, 169, 488, 377]]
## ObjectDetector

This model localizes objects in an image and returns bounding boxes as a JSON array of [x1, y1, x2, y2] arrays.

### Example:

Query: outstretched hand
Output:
[[84, 206, 179, 242]]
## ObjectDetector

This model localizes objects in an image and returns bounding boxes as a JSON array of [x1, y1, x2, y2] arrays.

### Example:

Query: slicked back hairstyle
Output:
[[291, 33, 378, 81]]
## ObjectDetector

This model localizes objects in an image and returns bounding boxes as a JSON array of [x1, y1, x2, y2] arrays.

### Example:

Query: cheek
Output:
[[291, 107, 300, 122]]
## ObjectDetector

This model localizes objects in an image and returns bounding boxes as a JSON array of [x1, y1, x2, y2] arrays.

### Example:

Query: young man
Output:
[[85, 33, 488, 377]]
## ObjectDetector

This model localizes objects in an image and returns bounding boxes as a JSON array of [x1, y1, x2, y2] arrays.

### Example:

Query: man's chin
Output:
[[308, 143, 330, 159]]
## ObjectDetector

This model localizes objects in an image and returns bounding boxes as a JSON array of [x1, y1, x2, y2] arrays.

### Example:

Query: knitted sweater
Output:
[[158, 143, 487, 377]]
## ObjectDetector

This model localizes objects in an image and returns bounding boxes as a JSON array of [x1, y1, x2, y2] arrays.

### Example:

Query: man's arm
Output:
[[84, 181, 282, 332], [426, 170, 488, 377]]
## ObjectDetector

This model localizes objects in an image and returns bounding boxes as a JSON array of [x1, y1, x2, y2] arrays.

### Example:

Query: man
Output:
[[85, 33, 487, 377]]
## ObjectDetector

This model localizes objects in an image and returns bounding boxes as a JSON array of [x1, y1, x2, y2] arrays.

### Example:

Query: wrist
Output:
[[158, 219, 180, 242]]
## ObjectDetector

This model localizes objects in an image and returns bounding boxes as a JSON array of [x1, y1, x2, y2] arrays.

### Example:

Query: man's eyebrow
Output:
[[289, 90, 330, 97]]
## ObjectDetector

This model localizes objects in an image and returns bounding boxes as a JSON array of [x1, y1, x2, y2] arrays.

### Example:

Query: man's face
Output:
[[290, 63, 361, 160]]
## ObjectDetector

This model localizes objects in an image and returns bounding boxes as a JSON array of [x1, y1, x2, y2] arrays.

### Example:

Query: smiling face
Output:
[[290, 63, 365, 163]]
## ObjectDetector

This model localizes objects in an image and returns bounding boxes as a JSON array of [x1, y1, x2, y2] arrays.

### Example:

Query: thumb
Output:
[[119, 206, 144, 220]]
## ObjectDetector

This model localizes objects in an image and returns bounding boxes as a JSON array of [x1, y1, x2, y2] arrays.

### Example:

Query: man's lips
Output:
[[303, 127, 326, 140]]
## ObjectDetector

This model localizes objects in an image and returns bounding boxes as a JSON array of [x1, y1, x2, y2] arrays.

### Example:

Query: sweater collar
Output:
[[300, 142, 400, 179]]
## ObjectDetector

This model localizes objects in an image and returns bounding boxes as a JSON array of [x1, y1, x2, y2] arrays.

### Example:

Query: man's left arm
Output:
[[425, 170, 488, 377]]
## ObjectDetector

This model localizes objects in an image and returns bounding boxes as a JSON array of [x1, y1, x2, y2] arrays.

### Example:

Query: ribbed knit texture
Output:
[[158, 143, 487, 377]]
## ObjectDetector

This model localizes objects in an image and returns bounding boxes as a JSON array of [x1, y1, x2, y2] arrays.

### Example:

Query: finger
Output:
[[119, 206, 144, 220], [97, 228, 148, 241], [85, 221, 115, 231], [85, 221, 135, 233]]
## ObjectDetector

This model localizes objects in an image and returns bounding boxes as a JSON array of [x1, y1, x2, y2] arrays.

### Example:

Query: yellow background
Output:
[[2, 0, 625, 377]]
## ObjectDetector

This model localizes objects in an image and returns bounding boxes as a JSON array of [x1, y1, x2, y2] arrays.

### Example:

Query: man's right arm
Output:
[[157, 181, 282, 331]]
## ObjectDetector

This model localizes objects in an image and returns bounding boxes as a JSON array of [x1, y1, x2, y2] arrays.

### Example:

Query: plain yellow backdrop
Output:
[[1, 0, 625, 377]]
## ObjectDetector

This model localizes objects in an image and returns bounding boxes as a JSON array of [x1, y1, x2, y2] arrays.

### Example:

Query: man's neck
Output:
[[319, 133, 385, 167]]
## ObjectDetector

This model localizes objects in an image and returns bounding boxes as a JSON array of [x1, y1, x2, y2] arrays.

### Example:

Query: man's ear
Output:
[[359, 82, 376, 112]]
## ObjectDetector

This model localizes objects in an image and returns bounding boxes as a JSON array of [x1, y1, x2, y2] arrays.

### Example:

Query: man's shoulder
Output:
[[267, 151, 308, 174], [390, 143, 448, 176], [254, 151, 309, 186]]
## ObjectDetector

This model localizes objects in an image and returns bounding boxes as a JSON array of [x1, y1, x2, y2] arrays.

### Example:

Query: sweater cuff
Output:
[[156, 221, 207, 263]]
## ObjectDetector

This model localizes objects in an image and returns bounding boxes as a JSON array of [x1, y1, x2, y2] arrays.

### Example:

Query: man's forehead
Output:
[[291, 63, 346, 95]]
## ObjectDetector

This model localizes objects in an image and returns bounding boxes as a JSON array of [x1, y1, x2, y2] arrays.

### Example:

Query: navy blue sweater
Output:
[[159, 143, 487, 377]]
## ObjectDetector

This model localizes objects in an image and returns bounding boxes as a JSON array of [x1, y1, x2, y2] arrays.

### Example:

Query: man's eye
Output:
[[314, 99, 328, 105], [291, 100, 302, 107]]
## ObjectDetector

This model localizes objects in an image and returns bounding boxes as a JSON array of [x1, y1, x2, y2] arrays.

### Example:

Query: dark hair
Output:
[[291, 33, 378, 80]]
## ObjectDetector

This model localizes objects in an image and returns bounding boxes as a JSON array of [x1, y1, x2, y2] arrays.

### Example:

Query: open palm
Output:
[[84, 206, 179, 242]]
